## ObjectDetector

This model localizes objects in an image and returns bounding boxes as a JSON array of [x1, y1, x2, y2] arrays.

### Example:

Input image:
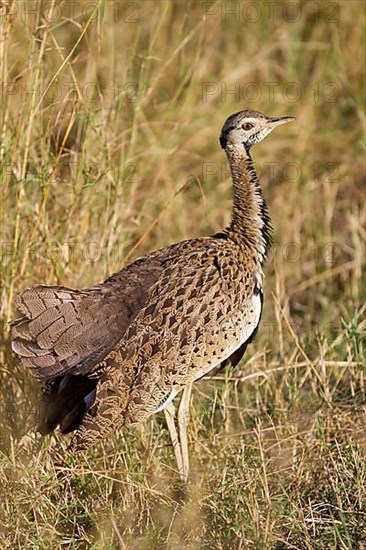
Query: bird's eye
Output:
[[242, 122, 254, 130]]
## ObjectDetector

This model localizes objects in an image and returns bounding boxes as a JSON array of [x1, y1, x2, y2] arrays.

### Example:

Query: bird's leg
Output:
[[163, 401, 184, 477], [177, 383, 193, 483]]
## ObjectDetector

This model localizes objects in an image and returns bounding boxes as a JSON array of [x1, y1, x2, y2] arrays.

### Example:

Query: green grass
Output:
[[0, 0, 365, 548]]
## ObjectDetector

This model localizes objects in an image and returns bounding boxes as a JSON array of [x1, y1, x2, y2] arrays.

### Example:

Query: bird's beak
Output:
[[266, 116, 296, 128]]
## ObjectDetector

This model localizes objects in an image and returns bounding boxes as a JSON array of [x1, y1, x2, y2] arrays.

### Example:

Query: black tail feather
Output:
[[38, 375, 99, 435]]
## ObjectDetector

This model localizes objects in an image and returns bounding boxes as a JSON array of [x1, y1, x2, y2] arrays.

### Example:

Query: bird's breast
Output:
[[198, 291, 262, 375]]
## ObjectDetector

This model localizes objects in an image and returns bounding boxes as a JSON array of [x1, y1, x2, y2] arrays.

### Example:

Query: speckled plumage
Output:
[[11, 109, 295, 451]]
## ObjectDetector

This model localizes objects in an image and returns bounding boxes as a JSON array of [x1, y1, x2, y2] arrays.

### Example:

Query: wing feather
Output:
[[11, 256, 166, 380]]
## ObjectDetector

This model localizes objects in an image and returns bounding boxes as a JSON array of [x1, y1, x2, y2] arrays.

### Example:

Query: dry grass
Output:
[[0, 0, 365, 548]]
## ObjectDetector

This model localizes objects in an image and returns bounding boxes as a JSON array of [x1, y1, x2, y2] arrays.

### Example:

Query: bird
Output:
[[11, 109, 295, 481]]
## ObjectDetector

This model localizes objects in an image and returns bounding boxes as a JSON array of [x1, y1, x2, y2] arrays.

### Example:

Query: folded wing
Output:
[[11, 256, 165, 380]]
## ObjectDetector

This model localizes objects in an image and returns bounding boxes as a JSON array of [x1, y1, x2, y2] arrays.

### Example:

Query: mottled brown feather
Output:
[[10, 109, 291, 451], [69, 238, 261, 449]]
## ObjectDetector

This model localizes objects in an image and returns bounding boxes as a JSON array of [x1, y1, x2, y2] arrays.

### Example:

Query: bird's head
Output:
[[219, 109, 295, 152]]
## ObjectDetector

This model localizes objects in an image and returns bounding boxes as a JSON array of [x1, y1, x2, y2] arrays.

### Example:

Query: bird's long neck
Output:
[[225, 145, 272, 264]]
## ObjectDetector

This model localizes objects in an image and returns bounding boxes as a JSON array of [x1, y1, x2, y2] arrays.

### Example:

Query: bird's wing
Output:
[[71, 242, 260, 449], [10, 255, 167, 381]]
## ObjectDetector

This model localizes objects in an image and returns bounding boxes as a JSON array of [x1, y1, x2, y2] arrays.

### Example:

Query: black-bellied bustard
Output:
[[11, 109, 295, 481]]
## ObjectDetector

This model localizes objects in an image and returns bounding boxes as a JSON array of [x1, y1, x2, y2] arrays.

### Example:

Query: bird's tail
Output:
[[38, 374, 99, 435]]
